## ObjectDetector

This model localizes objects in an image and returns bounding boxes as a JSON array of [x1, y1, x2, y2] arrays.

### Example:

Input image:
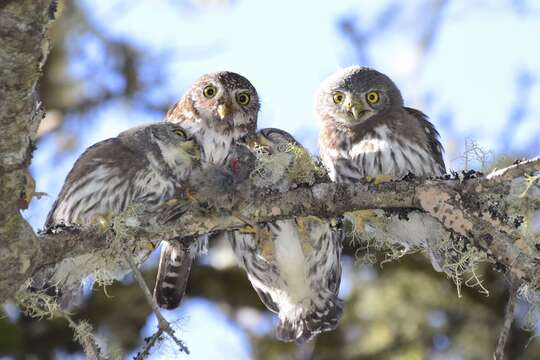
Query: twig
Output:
[[124, 254, 190, 355], [487, 156, 540, 180], [63, 313, 104, 360], [493, 281, 519, 360], [134, 328, 164, 360]]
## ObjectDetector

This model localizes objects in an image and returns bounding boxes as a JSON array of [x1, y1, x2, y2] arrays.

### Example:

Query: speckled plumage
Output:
[[166, 71, 260, 166], [43, 123, 199, 308], [230, 129, 344, 343], [47, 123, 198, 226], [317, 66, 445, 182], [317, 66, 448, 272], [156, 71, 260, 309]]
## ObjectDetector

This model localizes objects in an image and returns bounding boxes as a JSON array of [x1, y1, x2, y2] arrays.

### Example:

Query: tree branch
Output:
[[16, 169, 538, 304], [486, 156, 540, 180]]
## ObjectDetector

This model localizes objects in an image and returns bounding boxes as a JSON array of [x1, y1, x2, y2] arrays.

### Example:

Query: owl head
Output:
[[120, 123, 200, 180], [167, 71, 260, 138], [315, 66, 403, 126]]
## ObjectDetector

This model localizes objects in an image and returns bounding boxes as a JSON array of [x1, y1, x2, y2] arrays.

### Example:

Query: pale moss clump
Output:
[[71, 319, 96, 346], [345, 209, 490, 298], [434, 234, 489, 298], [249, 140, 323, 191], [16, 284, 62, 320], [345, 210, 423, 267], [282, 142, 324, 186]]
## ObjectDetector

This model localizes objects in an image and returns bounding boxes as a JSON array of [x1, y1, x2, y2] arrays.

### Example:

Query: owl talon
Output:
[[166, 198, 179, 206], [346, 210, 376, 233], [90, 213, 114, 230], [365, 175, 394, 185], [238, 225, 256, 234]]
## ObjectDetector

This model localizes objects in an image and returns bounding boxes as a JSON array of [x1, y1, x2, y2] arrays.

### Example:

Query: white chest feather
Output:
[[328, 125, 440, 181], [272, 220, 311, 302], [199, 127, 232, 166]]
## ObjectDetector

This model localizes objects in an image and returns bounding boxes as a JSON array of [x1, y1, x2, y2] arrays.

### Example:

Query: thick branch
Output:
[[29, 174, 540, 298]]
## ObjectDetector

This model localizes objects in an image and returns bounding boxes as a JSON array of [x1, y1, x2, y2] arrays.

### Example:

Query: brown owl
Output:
[[317, 66, 449, 271], [229, 128, 344, 343], [154, 71, 260, 309], [42, 123, 199, 308], [317, 66, 445, 182]]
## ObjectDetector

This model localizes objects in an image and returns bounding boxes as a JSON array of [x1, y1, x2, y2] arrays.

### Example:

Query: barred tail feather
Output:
[[153, 241, 192, 309], [276, 292, 345, 343]]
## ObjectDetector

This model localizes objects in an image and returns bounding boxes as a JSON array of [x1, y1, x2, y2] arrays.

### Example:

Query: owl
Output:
[[166, 71, 260, 166], [42, 123, 200, 307], [317, 66, 445, 182], [155, 71, 261, 309], [316, 66, 448, 269], [229, 128, 344, 343]]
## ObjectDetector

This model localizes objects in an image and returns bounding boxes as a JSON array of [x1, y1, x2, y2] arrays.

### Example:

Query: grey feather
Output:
[[40, 123, 199, 308]]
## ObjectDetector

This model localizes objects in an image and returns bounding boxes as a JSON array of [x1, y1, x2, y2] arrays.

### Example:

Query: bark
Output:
[[0, 0, 53, 303], [25, 170, 540, 303]]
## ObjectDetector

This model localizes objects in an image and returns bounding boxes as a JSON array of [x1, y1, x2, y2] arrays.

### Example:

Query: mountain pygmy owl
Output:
[[156, 71, 261, 309], [317, 66, 445, 182], [229, 128, 344, 343], [43, 123, 200, 307], [317, 66, 448, 270]]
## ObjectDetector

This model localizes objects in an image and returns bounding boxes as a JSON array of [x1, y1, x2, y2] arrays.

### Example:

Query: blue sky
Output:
[[23, 0, 540, 358]]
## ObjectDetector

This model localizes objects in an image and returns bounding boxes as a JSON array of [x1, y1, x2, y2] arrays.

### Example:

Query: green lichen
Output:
[[249, 139, 324, 191], [15, 284, 62, 320]]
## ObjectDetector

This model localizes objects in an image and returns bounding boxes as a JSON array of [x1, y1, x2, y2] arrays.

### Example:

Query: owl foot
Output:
[[89, 213, 114, 231], [365, 175, 394, 185], [19, 172, 48, 209], [238, 225, 256, 234], [345, 210, 377, 233]]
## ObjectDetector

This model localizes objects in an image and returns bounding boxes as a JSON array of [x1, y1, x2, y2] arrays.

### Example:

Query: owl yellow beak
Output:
[[217, 103, 231, 120], [347, 100, 366, 121], [179, 140, 201, 160]]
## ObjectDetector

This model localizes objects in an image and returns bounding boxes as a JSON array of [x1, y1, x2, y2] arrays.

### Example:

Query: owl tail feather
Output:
[[153, 241, 192, 310], [276, 294, 345, 343]]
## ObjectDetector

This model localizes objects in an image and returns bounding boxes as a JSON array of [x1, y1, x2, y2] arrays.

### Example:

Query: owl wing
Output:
[[229, 220, 344, 343], [228, 229, 282, 311], [257, 127, 302, 146], [404, 107, 446, 174], [45, 137, 144, 227]]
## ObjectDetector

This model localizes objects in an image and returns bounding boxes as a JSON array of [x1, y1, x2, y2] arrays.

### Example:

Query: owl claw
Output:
[[365, 175, 394, 185], [345, 210, 377, 233], [238, 225, 256, 234], [166, 198, 179, 206], [90, 213, 114, 230]]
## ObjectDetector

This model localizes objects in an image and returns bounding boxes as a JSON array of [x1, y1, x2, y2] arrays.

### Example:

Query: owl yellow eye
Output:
[[333, 92, 345, 104], [237, 92, 251, 106], [203, 85, 217, 98], [174, 128, 187, 139], [366, 91, 380, 104]]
